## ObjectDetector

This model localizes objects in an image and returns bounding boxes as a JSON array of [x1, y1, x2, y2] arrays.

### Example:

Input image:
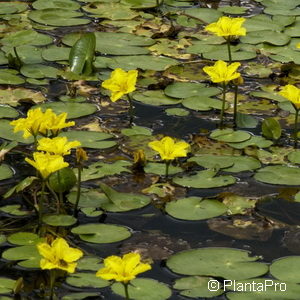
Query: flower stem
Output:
[[220, 83, 227, 128], [123, 282, 130, 300], [226, 39, 232, 63], [49, 269, 56, 300], [39, 180, 46, 225], [74, 165, 82, 217], [233, 83, 238, 128], [165, 160, 171, 178], [127, 94, 134, 125], [294, 108, 299, 149], [57, 171, 63, 212]]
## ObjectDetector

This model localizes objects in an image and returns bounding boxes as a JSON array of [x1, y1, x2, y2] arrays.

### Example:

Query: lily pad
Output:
[[42, 214, 77, 226], [0, 164, 13, 181], [0, 205, 28, 216], [112, 278, 172, 300], [42, 45, 70, 62], [174, 276, 223, 298], [288, 150, 300, 164], [210, 129, 251, 143], [133, 90, 181, 106], [0, 70, 25, 85], [60, 130, 116, 149], [62, 293, 100, 300], [71, 224, 131, 243], [254, 166, 300, 185], [20, 64, 59, 79], [182, 96, 225, 111], [34, 102, 97, 119], [144, 162, 183, 175], [165, 108, 189, 116], [0, 278, 16, 294], [121, 126, 152, 136], [270, 256, 300, 283], [227, 136, 273, 149], [173, 168, 236, 188], [77, 257, 103, 271], [241, 31, 290, 46], [166, 197, 227, 220], [7, 232, 42, 246], [166, 248, 268, 279], [32, 0, 81, 10], [66, 272, 109, 289]]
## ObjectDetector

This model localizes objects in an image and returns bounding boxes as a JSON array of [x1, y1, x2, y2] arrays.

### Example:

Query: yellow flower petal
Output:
[[279, 84, 300, 109]]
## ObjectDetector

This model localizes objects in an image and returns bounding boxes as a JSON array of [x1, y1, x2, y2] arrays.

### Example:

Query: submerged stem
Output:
[[39, 180, 46, 225], [294, 108, 299, 149], [74, 166, 82, 217], [233, 83, 238, 127], [220, 83, 227, 128], [127, 94, 134, 125]]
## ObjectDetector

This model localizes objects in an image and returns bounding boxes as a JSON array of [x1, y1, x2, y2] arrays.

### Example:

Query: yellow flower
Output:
[[96, 253, 151, 283], [148, 136, 190, 161], [10, 108, 49, 138], [37, 237, 83, 273], [25, 152, 69, 179], [37, 137, 81, 156], [205, 16, 246, 39], [102, 68, 138, 102], [279, 84, 300, 109], [203, 60, 241, 84], [297, 43, 300, 49], [46, 110, 75, 136]]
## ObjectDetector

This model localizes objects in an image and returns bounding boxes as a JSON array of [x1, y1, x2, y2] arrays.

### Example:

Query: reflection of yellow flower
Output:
[[25, 152, 69, 179], [203, 60, 241, 84], [96, 253, 151, 283], [102, 68, 138, 102], [205, 16, 246, 38], [10, 108, 49, 138], [37, 137, 81, 156], [148, 136, 190, 161], [297, 43, 300, 49], [37, 237, 83, 273], [279, 84, 300, 109]]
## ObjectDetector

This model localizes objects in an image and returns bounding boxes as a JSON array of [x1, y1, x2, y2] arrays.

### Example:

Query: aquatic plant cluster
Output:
[[1, 0, 300, 299]]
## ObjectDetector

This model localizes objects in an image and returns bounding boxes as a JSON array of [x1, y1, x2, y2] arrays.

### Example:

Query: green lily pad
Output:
[[166, 248, 268, 279], [71, 224, 131, 243], [183, 8, 222, 24], [32, 0, 81, 10], [189, 155, 261, 173], [100, 55, 178, 71], [166, 197, 227, 220], [0, 2, 27, 14], [0, 205, 28, 216], [121, 0, 157, 8], [81, 207, 103, 217], [0, 70, 25, 85], [1, 29, 53, 47], [144, 162, 183, 175], [203, 50, 256, 61], [66, 272, 109, 288], [174, 276, 223, 298], [77, 257, 103, 271], [182, 96, 225, 111], [0, 235, 6, 245], [34, 102, 97, 119], [99, 182, 151, 211], [262, 118, 282, 140], [288, 150, 300, 164], [255, 166, 300, 185], [42, 45, 70, 62], [7, 232, 42, 246], [0, 105, 18, 118], [42, 214, 77, 226], [0, 278, 16, 294], [20, 64, 59, 79], [218, 5, 247, 14], [60, 130, 116, 149], [165, 108, 189, 116], [0, 164, 13, 181], [223, 194, 257, 215], [28, 9, 91, 26], [112, 278, 172, 300], [133, 90, 181, 106], [210, 129, 251, 143], [241, 31, 290, 46], [121, 126, 152, 136], [80, 160, 131, 181], [236, 113, 258, 129], [270, 256, 300, 283], [2, 245, 41, 268], [2, 45, 44, 64], [173, 168, 236, 188], [227, 136, 273, 149], [244, 14, 283, 32]]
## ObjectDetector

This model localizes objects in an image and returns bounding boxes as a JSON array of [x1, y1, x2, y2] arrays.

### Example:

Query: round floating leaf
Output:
[[236, 113, 258, 129], [77, 257, 103, 271], [0, 205, 28, 216], [42, 214, 77, 226], [174, 276, 223, 298], [133, 90, 181, 106], [2, 245, 41, 265], [270, 256, 300, 283], [20, 64, 59, 79], [203, 50, 256, 61], [66, 272, 109, 289], [0, 2, 27, 14], [48, 168, 77, 193], [71, 224, 131, 243], [99, 182, 151, 212], [183, 8, 222, 24], [121, 126, 152, 136], [0, 164, 13, 181], [42, 45, 70, 62], [182, 96, 224, 111], [244, 15, 283, 32], [227, 136, 273, 149], [102, 55, 178, 71], [288, 150, 300, 164], [254, 166, 300, 185], [164, 82, 218, 99], [0, 278, 16, 294], [28, 9, 91, 26], [166, 197, 227, 220], [165, 108, 189, 116], [241, 31, 290, 46], [166, 248, 268, 279], [262, 118, 282, 140], [112, 278, 172, 300], [145, 162, 182, 175], [60, 130, 116, 149], [218, 5, 247, 14], [210, 129, 251, 143], [0, 105, 19, 118], [34, 102, 97, 119], [0, 120, 33, 144], [0, 70, 25, 85], [2, 45, 44, 64], [0, 235, 6, 245], [81, 207, 103, 217], [7, 232, 42, 246], [121, 0, 157, 8], [32, 0, 81, 10]]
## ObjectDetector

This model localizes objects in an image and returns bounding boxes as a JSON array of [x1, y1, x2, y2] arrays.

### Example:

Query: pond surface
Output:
[[1, 0, 300, 299]]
